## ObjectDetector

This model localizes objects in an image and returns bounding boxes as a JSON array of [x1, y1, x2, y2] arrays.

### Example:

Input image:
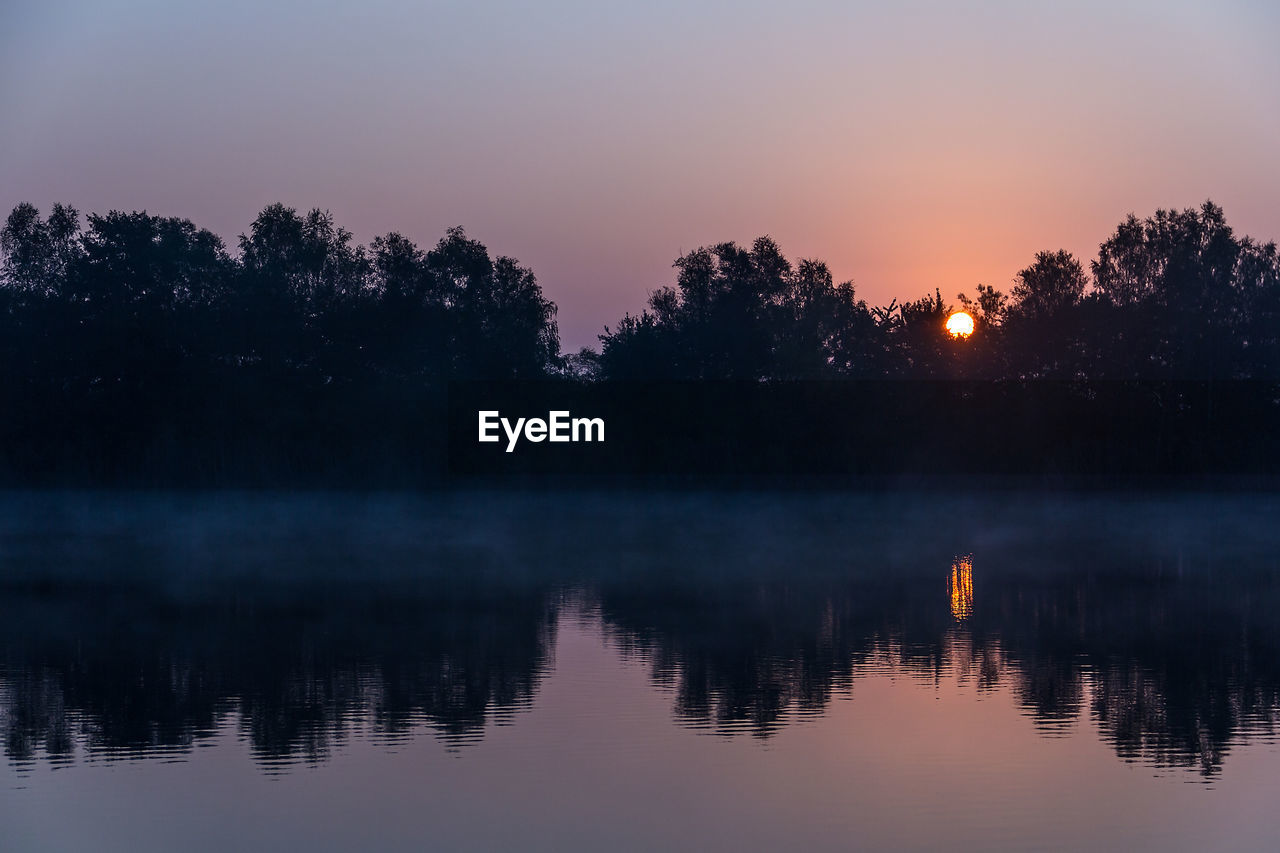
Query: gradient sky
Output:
[[3, 0, 1278, 349]]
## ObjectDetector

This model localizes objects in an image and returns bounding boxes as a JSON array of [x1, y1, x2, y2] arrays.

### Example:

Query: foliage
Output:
[[1, 204, 560, 388], [599, 236, 877, 380]]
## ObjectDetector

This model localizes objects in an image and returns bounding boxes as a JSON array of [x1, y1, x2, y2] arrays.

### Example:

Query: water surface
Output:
[[2, 490, 1279, 851]]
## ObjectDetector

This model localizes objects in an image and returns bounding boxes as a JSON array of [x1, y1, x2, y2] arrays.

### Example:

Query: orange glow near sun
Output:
[[946, 311, 975, 338]]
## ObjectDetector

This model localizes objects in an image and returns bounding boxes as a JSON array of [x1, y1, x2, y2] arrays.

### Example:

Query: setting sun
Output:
[[946, 311, 975, 338]]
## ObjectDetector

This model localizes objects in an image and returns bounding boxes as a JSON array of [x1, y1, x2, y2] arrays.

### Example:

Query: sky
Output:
[[2, 0, 1278, 350]]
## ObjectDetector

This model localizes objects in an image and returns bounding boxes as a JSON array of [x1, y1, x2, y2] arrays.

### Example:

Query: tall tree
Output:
[[236, 204, 369, 377], [1010, 250, 1088, 320], [1000, 251, 1089, 378], [598, 237, 877, 380], [1, 203, 82, 298], [68, 210, 233, 385], [1091, 202, 1250, 377], [426, 227, 559, 379]]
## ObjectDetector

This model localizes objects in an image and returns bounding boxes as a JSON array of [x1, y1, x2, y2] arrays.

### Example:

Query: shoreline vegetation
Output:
[[3, 200, 1279, 487]]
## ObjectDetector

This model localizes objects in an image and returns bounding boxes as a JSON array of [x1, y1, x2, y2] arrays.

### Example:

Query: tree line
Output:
[[3, 199, 1278, 387], [0, 202, 559, 388], [3, 199, 1279, 483], [595, 201, 1280, 381]]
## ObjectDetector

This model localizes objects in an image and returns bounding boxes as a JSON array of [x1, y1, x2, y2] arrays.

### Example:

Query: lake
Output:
[[2, 490, 1279, 851]]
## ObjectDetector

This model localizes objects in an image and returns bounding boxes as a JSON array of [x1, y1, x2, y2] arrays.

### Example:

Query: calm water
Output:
[[2, 490, 1280, 851]]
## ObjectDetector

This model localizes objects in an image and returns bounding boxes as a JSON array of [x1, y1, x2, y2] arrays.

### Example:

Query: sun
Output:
[[945, 311, 975, 338]]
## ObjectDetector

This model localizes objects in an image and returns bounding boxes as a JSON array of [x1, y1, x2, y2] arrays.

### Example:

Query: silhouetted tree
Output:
[[598, 236, 878, 380], [1233, 236, 1280, 378], [364, 231, 447, 380], [560, 346, 602, 380], [426, 226, 559, 379], [956, 283, 1008, 327], [1011, 250, 1088, 320], [997, 251, 1090, 378], [1, 204, 84, 384], [1, 202, 81, 296], [236, 204, 370, 378], [1091, 202, 1255, 378], [68, 210, 235, 383], [883, 289, 954, 377]]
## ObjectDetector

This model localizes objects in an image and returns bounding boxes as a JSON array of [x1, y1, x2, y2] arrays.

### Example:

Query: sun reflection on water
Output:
[[949, 554, 974, 620]]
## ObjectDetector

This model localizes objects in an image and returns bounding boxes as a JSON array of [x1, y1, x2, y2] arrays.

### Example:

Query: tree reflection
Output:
[[0, 578, 556, 768], [592, 540, 1280, 776], [2, 493, 1279, 778]]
